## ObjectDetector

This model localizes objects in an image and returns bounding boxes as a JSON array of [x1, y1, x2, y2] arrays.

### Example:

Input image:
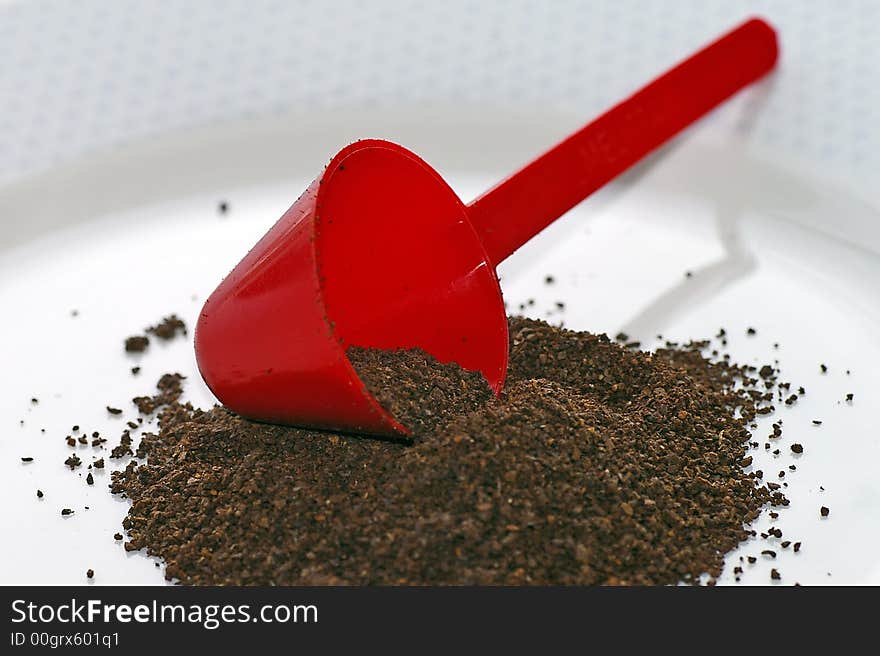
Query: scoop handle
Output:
[[467, 17, 778, 265]]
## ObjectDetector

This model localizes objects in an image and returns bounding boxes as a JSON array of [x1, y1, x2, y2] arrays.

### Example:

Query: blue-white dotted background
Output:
[[0, 0, 878, 192]]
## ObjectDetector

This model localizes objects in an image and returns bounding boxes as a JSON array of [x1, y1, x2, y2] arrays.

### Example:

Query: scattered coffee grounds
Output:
[[86, 569, 94, 579], [125, 336, 150, 353], [347, 346, 493, 439], [771, 568, 780, 581], [147, 315, 188, 341], [110, 432, 133, 459], [61, 508, 74, 516], [114, 533, 123, 541], [791, 443, 803, 454], [64, 454, 82, 469], [107, 406, 123, 415], [794, 542, 801, 552], [93, 459, 105, 469], [111, 317, 789, 586], [86, 473, 94, 485], [132, 373, 185, 416], [820, 506, 830, 517]]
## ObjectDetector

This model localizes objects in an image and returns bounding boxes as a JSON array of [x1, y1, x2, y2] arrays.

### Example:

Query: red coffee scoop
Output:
[[195, 18, 778, 437]]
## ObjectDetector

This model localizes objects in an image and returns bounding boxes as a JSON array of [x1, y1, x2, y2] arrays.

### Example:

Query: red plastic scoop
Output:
[[195, 17, 778, 437]]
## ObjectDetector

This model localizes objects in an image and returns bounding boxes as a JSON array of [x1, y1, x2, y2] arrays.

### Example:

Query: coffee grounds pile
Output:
[[110, 317, 786, 585], [346, 346, 493, 439]]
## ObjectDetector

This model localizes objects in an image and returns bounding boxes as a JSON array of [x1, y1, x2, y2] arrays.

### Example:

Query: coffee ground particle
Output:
[[147, 315, 187, 341], [125, 336, 149, 353], [112, 317, 787, 585], [61, 508, 74, 516], [86, 569, 94, 579], [114, 533, 123, 541], [791, 443, 803, 454], [770, 568, 780, 581], [21, 457, 33, 463], [820, 506, 830, 517], [36, 489, 43, 498], [110, 432, 133, 459], [107, 406, 123, 416], [794, 542, 801, 552], [86, 473, 94, 486]]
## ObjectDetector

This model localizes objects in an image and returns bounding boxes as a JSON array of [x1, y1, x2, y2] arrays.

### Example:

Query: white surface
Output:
[[0, 0, 879, 204], [0, 108, 878, 585]]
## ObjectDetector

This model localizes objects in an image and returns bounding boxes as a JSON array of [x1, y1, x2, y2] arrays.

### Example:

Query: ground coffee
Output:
[[346, 346, 493, 439], [110, 317, 787, 585]]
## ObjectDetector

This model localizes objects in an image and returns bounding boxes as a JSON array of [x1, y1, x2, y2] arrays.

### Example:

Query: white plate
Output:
[[1, 107, 879, 585]]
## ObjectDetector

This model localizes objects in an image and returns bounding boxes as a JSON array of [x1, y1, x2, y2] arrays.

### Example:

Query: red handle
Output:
[[467, 17, 779, 265]]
